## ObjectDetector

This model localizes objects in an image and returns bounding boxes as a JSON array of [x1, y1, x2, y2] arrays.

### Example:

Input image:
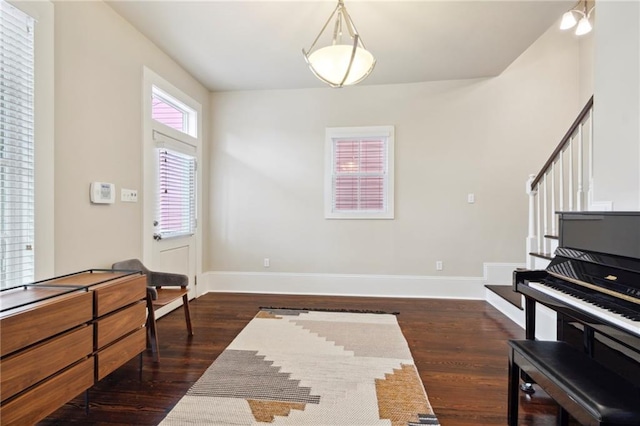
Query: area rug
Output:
[[159, 308, 439, 425]]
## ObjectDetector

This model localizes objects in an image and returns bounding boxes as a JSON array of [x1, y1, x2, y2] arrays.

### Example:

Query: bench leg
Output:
[[139, 352, 143, 382], [182, 294, 194, 336], [558, 406, 569, 426], [508, 348, 520, 426], [146, 293, 160, 362]]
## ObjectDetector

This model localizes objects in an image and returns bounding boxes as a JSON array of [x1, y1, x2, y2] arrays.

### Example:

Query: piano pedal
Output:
[[520, 382, 535, 394]]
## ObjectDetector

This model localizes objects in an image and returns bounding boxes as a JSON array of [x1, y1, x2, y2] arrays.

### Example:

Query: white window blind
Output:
[[155, 148, 196, 240], [0, 1, 35, 288], [333, 138, 386, 211], [325, 126, 394, 219]]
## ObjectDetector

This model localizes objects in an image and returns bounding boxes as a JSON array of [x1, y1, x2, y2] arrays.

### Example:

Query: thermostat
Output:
[[90, 182, 115, 204]]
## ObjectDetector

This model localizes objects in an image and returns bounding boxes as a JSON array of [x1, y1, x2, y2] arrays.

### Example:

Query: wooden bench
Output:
[[508, 340, 640, 426]]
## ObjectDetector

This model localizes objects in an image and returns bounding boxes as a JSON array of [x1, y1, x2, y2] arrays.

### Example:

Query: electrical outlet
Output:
[[121, 188, 138, 202], [467, 193, 475, 204], [263, 258, 270, 268], [436, 261, 443, 271]]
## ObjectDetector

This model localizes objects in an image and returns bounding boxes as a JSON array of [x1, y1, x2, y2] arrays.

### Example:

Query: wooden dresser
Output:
[[0, 270, 147, 425]]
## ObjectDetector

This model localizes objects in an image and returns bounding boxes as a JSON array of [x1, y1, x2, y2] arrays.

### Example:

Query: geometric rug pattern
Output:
[[159, 309, 439, 425]]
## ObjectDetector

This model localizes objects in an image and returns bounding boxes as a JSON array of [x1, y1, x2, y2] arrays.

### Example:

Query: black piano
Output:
[[514, 211, 640, 385]]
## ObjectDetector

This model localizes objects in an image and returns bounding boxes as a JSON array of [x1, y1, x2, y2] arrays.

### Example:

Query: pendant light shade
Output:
[[306, 44, 375, 87], [303, 0, 375, 88]]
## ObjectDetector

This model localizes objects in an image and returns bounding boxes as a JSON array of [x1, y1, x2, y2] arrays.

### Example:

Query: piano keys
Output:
[[527, 281, 640, 337]]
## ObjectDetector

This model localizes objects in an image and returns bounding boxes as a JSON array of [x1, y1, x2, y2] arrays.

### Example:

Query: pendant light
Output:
[[302, 0, 375, 88]]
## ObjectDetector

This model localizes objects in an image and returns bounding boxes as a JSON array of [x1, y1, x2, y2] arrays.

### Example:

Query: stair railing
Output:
[[526, 96, 594, 268]]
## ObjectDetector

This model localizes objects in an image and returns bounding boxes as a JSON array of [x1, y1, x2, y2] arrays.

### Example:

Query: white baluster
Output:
[[526, 174, 537, 269], [569, 136, 574, 211], [543, 172, 548, 252], [587, 109, 594, 209], [559, 149, 565, 213], [577, 124, 584, 211], [537, 181, 542, 254], [551, 161, 556, 236]]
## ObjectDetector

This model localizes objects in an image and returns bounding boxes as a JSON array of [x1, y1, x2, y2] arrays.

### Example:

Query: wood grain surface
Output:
[[40, 293, 568, 425]]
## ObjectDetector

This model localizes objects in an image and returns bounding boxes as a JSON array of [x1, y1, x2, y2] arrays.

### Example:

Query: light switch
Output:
[[121, 188, 138, 202]]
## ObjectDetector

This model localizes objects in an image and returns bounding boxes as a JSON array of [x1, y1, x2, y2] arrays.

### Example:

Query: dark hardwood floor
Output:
[[40, 293, 565, 425]]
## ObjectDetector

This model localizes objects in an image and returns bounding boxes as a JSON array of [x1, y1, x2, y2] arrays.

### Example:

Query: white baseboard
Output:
[[482, 262, 525, 285], [201, 271, 486, 299], [485, 289, 556, 338], [485, 288, 524, 329], [482, 262, 526, 328], [199, 263, 527, 320], [153, 298, 185, 320]]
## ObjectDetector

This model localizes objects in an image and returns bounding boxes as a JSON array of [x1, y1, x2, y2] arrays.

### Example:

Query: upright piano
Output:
[[514, 211, 640, 385]]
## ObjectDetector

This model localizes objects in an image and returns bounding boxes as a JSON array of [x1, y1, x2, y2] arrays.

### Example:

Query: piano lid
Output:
[[547, 247, 640, 304], [558, 211, 640, 259], [548, 212, 640, 305]]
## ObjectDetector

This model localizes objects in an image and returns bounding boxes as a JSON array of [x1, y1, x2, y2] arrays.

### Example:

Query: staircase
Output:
[[526, 96, 594, 270], [487, 96, 595, 336]]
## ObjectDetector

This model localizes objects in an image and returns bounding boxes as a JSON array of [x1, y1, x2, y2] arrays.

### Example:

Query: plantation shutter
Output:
[[332, 138, 386, 212], [155, 148, 196, 240], [0, 1, 35, 288]]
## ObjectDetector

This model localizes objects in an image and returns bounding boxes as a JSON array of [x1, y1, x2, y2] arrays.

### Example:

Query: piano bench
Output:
[[508, 340, 640, 426]]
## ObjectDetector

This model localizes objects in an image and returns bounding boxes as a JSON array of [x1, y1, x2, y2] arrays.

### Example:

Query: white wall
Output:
[[205, 24, 583, 295], [592, 0, 640, 210], [53, 1, 210, 274], [44, 0, 609, 298], [579, 30, 595, 106]]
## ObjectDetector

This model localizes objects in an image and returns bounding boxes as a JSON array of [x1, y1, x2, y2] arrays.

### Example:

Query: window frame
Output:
[[0, 0, 54, 288], [142, 67, 203, 271], [324, 125, 395, 220], [149, 83, 198, 241], [151, 86, 197, 138]]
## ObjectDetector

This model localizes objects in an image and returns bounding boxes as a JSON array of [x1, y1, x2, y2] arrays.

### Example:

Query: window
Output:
[[154, 147, 197, 240], [325, 126, 394, 219], [1, 1, 35, 288], [152, 86, 197, 138]]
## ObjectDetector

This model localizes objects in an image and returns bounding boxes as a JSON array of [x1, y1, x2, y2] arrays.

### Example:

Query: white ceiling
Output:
[[106, 1, 573, 92]]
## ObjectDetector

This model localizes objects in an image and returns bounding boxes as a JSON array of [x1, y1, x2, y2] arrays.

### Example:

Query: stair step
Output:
[[485, 285, 523, 310], [529, 252, 553, 260]]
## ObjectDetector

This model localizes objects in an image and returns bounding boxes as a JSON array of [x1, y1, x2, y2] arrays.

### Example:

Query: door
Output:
[[143, 69, 202, 303], [151, 136, 197, 300]]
